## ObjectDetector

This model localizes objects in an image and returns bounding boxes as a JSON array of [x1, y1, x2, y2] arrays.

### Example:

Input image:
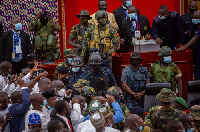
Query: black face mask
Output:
[[189, 8, 198, 14], [61, 78, 69, 85], [92, 65, 100, 72], [131, 61, 140, 67]]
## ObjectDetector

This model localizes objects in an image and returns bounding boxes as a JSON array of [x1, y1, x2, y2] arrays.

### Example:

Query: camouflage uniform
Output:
[[70, 10, 94, 56], [147, 88, 182, 132], [53, 49, 76, 80], [28, 15, 61, 61], [149, 46, 182, 92], [81, 10, 120, 66], [191, 105, 200, 131]]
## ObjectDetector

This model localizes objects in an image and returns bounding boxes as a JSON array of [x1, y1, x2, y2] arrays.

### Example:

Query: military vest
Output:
[[87, 68, 109, 97], [89, 25, 113, 53]]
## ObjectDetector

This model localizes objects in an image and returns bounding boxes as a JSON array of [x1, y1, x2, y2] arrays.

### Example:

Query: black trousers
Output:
[[11, 60, 26, 75]]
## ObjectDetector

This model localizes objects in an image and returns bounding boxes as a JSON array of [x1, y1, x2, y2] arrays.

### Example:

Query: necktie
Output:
[[67, 119, 73, 131], [12, 32, 22, 62]]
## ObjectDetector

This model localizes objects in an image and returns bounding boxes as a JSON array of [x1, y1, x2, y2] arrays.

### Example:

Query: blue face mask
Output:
[[105, 102, 109, 107], [7, 74, 10, 78], [192, 19, 200, 24], [138, 126, 143, 131], [183, 130, 185, 132], [159, 16, 166, 20], [188, 128, 194, 132], [128, 13, 137, 20], [48, 105, 54, 110], [41, 99, 47, 107], [126, 0, 132, 7], [103, 130, 106, 132], [163, 56, 172, 63], [26, 79, 31, 84], [116, 100, 120, 104], [15, 23, 22, 30], [72, 67, 80, 73], [67, 58, 72, 64], [108, 119, 112, 128]]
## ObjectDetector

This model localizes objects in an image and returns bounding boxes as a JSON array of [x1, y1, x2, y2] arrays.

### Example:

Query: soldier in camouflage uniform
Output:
[[68, 10, 94, 56], [28, 11, 61, 60], [190, 105, 200, 131], [81, 10, 120, 67], [106, 86, 130, 131], [147, 88, 182, 132], [53, 49, 76, 80], [149, 46, 183, 97]]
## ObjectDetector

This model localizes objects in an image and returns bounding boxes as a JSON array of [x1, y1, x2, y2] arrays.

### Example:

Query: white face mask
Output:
[[159, 15, 166, 20], [57, 88, 66, 97]]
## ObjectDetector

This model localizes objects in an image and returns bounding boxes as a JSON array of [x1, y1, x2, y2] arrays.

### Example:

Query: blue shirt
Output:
[[83, 102, 124, 124]]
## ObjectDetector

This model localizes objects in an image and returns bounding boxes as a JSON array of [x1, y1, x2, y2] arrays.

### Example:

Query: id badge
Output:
[[12, 53, 15, 59], [135, 31, 141, 38], [16, 45, 22, 53]]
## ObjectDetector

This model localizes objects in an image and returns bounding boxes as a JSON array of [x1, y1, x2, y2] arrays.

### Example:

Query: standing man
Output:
[[121, 52, 149, 109], [152, 5, 184, 49], [89, 0, 118, 30], [0, 17, 33, 74], [68, 10, 93, 55], [28, 11, 61, 61], [181, 1, 198, 44], [122, 5, 151, 52], [149, 46, 183, 96], [81, 10, 120, 66]]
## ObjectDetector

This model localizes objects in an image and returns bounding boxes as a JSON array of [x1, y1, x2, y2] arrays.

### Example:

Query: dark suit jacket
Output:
[[122, 15, 152, 50], [0, 22, 4, 38], [113, 6, 140, 38], [0, 30, 33, 63]]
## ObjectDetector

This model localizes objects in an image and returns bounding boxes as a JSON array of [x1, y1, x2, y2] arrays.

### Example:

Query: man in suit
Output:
[[121, 5, 151, 52], [113, 0, 140, 52], [0, 17, 33, 74], [0, 22, 4, 38], [89, 0, 118, 30]]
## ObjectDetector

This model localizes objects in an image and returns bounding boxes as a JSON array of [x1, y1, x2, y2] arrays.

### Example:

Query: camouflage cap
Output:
[[175, 97, 187, 109], [130, 52, 143, 60], [156, 88, 176, 102], [95, 10, 108, 20], [158, 46, 172, 57], [81, 86, 96, 97], [64, 49, 76, 57], [90, 112, 105, 128], [76, 10, 92, 19], [89, 100, 102, 114], [106, 86, 123, 99], [190, 105, 200, 120]]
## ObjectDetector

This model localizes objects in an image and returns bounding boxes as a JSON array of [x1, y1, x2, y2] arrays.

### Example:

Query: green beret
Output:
[[175, 97, 187, 108]]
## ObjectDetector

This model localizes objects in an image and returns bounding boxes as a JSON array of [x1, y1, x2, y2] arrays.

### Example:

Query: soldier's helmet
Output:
[[70, 56, 84, 67], [158, 46, 172, 57], [130, 52, 143, 60], [106, 86, 123, 100], [76, 10, 92, 19], [88, 53, 102, 65], [95, 10, 108, 20], [81, 86, 96, 98]]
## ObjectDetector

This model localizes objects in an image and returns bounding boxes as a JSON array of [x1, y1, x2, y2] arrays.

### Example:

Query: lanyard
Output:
[[131, 19, 139, 32], [12, 32, 21, 52], [122, 7, 128, 19]]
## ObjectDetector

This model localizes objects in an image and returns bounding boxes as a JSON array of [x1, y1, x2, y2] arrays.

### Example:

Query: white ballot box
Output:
[[134, 39, 160, 52]]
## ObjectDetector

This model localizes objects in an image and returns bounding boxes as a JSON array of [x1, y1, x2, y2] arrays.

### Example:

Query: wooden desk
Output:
[[112, 49, 193, 99], [39, 64, 57, 81]]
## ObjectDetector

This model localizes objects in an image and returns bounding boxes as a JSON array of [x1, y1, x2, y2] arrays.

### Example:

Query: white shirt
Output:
[[24, 109, 49, 130], [56, 114, 72, 131], [12, 29, 22, 53], [42, 107, 51, 120], [0, 75, 9, 91]]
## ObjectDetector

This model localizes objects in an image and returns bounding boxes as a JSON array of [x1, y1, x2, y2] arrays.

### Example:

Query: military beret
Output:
[[175, 97, 187, 109]]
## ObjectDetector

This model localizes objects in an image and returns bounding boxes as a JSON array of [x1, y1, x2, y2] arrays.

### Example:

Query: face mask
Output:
[[7, 74, 10, 78], [183, 130, 185, 132], [41, 99, 47, 107], [188, 128, 194, 132], [131, 60, 140, 67], [100, 18, 107, 25], [192, 19, 200, 24], [189, 8, 198, 14], [159, 16, 166, 20], [58, 88, 66, 97], [48, 105, 54, 110], [83, 103, 87, 111], [126, 0, 132, 7], [105, 102, 109, 107], [163, 56, 172, 63], [128, 13, 137, 20], [103, 130, 106, 132], [26, 79, 31, 84], [67, 58, 72, 64], [135, 123, 143, 131], [72, 67, 80, 73], [92, 65, 100, 72], [108, 119, 112, 128], [15, 23, 22, 30]]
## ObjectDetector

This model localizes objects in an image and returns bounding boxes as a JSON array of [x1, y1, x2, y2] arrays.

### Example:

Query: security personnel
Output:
[[149, 46, 183, 96], [81, 10, 120, 66], [28, 11, 61, 60], [181, 1, 198, 44], [68, 10, 94, 55], [53, 49, 76, 80], [121, 52, 149, 109], [81, 53, 117, 97]]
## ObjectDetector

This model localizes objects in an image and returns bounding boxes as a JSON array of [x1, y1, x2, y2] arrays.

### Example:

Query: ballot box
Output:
[[134, 39, 160, 52]]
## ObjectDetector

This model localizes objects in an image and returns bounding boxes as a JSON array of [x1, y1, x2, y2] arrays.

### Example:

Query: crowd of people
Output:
[[0, 0, 199, 132]]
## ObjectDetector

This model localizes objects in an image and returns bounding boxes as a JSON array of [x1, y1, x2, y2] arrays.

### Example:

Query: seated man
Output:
[[190, 105, 200, 131], [122, 5, 151, 52], [149, 46, 183, 96]]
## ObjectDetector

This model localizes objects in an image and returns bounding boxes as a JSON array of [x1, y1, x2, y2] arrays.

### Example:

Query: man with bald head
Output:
[[38, 77, 53, 93], [0, 17, 33, 74], [125, 114, 151, 132], [181, 1, 199, 44]]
